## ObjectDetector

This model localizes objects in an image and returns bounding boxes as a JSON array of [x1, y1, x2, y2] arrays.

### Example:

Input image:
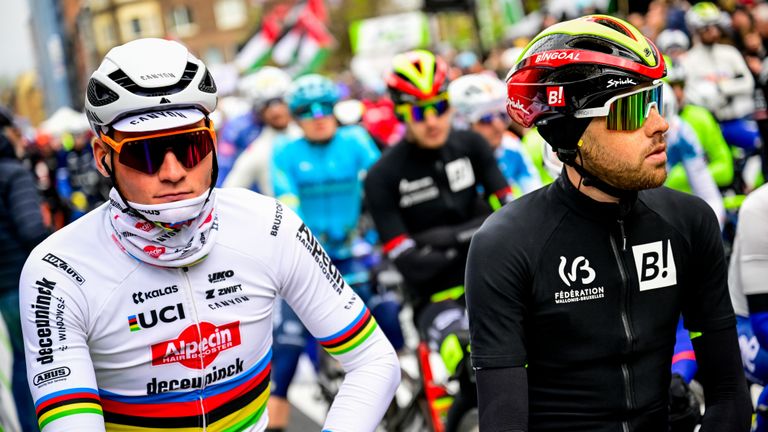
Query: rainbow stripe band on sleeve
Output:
[[318, 307, 378, 355], [35, 387, 103, 429]]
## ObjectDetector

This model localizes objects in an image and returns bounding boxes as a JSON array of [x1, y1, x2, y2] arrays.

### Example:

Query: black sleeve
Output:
[[364, 164, 410, 246], [681, 200, 736, 332], [412, 214, 489, 249], [692, 327, 752, 432], [465, 214, 530, 368], [6, 166, 48, 250], [476, 367, 528, 432], [466, 132, 510, 198], [392, 247, 462, 291]]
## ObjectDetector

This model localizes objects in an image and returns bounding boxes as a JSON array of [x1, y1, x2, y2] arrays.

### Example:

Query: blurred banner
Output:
[[235, 0, 334, 77], [349, 12, 430, 56]]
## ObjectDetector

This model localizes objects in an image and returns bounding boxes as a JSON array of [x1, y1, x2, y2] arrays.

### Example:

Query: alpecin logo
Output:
[[41, 253, 85, 285], [208, 270, 234, 284], [151, 321, 241, 369]]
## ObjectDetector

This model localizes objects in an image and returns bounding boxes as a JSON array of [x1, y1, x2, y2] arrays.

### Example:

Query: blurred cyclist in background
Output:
[[449, 73, 542, 198], [223, 66, 302, 195]]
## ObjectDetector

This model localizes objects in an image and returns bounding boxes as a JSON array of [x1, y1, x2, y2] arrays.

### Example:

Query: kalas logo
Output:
[[151, 321, 241, 369], [144, 245, 166, 258]]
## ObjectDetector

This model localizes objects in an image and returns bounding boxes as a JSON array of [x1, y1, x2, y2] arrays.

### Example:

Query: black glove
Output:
[[669, 373, 701, 432]]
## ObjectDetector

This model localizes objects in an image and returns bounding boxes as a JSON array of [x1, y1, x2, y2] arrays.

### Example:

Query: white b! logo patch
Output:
[[445, 158, 475, 192], [631, 240, 677, 291]]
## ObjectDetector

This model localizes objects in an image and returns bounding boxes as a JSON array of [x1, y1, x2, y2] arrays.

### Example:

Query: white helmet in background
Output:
[[684, 80, 726, 112], [686, 2, 731, 32], [661, 81, 678, 122], [448, 73, 507, 123], [655, 29, 690, 54], [238, 66, 292, 111], [84, 38, 217, 134]]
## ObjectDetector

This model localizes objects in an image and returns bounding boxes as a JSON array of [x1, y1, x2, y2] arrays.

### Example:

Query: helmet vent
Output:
[[590, 17, 635, 40], [87, 79, 119, 107], [107, 62, 199, 97], [198, 68, 217, 94]]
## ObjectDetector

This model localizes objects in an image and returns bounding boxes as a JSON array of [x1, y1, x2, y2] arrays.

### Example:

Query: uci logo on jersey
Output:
[[631, 240, 677, 291], [128, 303, 185, 332]]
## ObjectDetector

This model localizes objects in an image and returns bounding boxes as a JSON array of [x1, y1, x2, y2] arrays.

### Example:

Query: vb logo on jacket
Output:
[[558, 256, 596, 287], [631, 240, 677, 291]]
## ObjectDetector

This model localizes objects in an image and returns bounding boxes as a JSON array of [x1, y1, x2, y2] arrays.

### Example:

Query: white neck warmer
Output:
[[106, 188, 219, 267]]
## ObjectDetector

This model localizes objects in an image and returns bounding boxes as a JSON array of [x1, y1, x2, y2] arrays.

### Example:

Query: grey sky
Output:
[[0, 0, 36, 80]]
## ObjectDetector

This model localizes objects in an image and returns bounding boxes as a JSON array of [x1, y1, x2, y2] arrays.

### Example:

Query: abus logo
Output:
[[607, 78, 636, 88], [132, 285, 178, 304], [558, 256, 596, 287], [151, 321, 241, 369], [208, 270, 234, 283], [631, 240, 677, 291], [33, 367, 70, 387], [508, 98, 530, 115], [128, 303, 185, 332]]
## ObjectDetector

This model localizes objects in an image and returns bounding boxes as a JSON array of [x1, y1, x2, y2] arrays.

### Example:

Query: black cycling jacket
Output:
[[364, 129, 510, 308], [466, 173, 740, 432]]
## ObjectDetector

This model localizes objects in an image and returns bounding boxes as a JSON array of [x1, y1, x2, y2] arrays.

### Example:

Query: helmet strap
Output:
[[540, 115, 635, 200]]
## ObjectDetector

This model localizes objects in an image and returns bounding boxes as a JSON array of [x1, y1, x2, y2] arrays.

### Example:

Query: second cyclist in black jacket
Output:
[[365, 49, 513, 432], [465, 14, 752, 432]]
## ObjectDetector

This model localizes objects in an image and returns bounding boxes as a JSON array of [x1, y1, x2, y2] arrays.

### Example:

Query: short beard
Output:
[[578, 129, 667, 191]]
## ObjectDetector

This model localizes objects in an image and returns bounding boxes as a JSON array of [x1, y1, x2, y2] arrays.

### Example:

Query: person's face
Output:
[[298, 115, 337, 142], [93, 120, 214, 204], [698, 25, 721, 45], [471, 112, 508, 148], [405, 107, 453, 149], [262, 101, 291, 130], [578, 106, 669, 191]]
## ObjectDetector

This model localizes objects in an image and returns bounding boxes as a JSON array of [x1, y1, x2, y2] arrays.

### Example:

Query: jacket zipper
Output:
[[610, 220, 635, 430], [181, 266, 207, 430]]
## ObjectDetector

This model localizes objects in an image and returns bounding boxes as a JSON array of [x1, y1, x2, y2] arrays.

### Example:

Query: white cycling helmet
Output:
[[684, 80, 726, 112], [238, 66, 292, 111], [655, 29, 690, 54], [685, 2, 730, 32], [84, 38, 217, 135], [661, 82, 678, 122], [447, 73, 507, 123]]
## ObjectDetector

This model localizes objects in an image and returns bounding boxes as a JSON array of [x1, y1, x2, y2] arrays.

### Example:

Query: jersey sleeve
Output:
[[222, 139, 261, 189], [730, 188, 768, 299], [465, 212, 530, 368], [271, 140, 301, 215], [467, 132, 512, 207], [19, 255, 105, 431], [680, 198, 737, 333], [274, 207, 399, 431], [364, 164, 413, 254], [350, 126, 381, 171]]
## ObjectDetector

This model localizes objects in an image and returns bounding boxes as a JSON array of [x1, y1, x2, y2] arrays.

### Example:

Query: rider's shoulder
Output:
[[741, 183, 768, 215], [638, 186, 717, 228]]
